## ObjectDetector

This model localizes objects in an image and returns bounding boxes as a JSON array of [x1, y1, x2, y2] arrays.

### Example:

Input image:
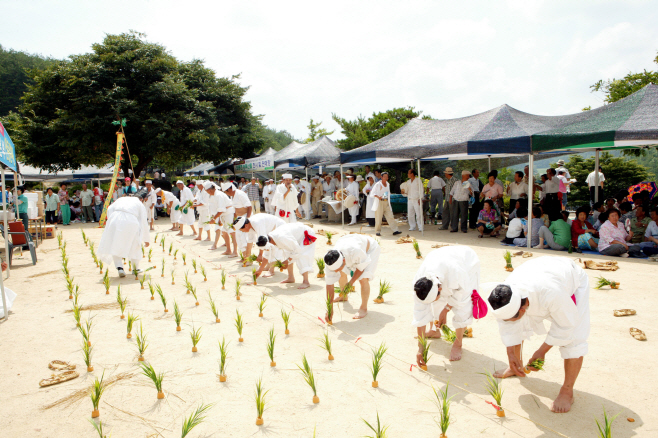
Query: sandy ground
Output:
[[0, 216, 655, 438]]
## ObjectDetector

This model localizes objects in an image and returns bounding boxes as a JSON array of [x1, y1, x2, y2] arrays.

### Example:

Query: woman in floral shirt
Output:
[[598, 208, 644, 257], [58, 183, 71, 225], [476, 199, 501, 238]]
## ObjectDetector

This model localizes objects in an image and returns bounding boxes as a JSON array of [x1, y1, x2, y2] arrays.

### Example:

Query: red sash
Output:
[[278, 209, 291, 218], [471, 290, 488, 319], [303, 230, 317, 245]]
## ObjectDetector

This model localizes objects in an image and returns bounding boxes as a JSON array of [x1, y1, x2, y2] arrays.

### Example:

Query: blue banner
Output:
[[0, 122, 18, 172]]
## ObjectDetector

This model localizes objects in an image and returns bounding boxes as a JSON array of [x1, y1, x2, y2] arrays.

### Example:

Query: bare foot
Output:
[[449, 344, 462, 361], [193, 237, 201, 241], [551, 388, 575, 413], [228, 253, 238, 258], [425, 329, 442, 339], [262, 271, 274, 278], [493, 367, 523, 379], [177, 232, 183, 236], [204, 238, 211, 241], [281, 277, 295, 284], [221, 250, 231, 255], [209, 245, 217, 250], [353, 309, 368, 319], [333, 296, 347, 303], [297, 283, 310, 289]]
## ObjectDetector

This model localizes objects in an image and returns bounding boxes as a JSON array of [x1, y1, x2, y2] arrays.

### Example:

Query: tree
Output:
[[0, 45, 58, 116], [305, 118, 334, 143], [591, 51, 658, 104], [550, 152, 652, 206], [256, 123, 300, 151], [331, 107, 424, 150], [12, 32, 262, 178]]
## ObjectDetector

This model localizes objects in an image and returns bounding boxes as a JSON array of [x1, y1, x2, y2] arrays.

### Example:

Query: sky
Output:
[[3, 0, 658, 141]]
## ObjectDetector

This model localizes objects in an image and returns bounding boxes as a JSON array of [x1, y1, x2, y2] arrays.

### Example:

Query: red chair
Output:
[[2, 221, 37, 266]]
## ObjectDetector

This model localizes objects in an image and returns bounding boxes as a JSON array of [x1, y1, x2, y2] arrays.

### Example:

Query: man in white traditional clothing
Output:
[[324, 234, 381, 321], [412, 247, 483, 362], [158, 188, 181, 231], [210, 182, 237, 255], [272, 174, 302, 223], [300, 177, 312, 220], [203, 182, 230, 251], [175, 180, 197, 236], [193, 181, 211, 241], [485, 256, 590, 413], [345, 174, 360, 226], [234, 214, 286, 278], [98, 189, 150, 277], [144, 180, 157, 231], [402, 169, 424, 232], [223, 182, 252, 257], [262, 179, 275, 215], [370, 172, 402, 236], [266, 222, 317, 289]]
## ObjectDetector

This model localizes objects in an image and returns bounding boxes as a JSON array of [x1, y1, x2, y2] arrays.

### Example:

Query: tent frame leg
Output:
[[340, 164, 344, 230], [527, 153, 534, 249], [594, 149, 600, 204], [417, 159, 423, 237], [1, 167, 8, 319]]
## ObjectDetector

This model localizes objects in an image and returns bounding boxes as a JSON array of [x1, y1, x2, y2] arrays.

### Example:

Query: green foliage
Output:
[[281, 308, 291, 330], [12, 32, 262, 177], [595, 407, 620, 438], [432, 383, 454, 435], [181, 403, 212, 437], [190, 325, 202, 347], [369, 342, 388, 382], [140, 362, 164, 392], [481, 369, 504, 407], [256, 123, 300, 151], [136, 322, 148, 357], [90, 372, 106, 410], [254, 377, 269, 418], [297, 354, 317, 395], [550, 152, 652, 206], [591, 51, 658, 104], [332, 107, 423, 151], [305, 118, 334, 143], [362, 411, 389, 438], [218, 337, 229, 375], [88, 418, 111, 438], [318, 331, 333, 356]]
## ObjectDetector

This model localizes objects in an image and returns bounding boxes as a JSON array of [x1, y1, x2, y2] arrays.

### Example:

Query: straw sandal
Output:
[[48, 360, 76, 371], [630, 327, 647, 341], [39, 371, 79, 387], [522, 252, 533, 258], [512, 251, 524, 257], [613, 309, 636, 317]]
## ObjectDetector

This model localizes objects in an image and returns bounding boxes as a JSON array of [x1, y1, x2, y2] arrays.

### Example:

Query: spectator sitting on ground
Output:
[[598, 208, 644, 258], [534, 212, 571, 251], [640, 206, 658, 256], [507, 199, 522, 221], [561, 210, 573, 226], [589, 201, 604, 224], [619, 201, 634, 225], [605, 197, 617, 211], [539, 204, 550, 228], [571, 206, 599, 252], [476, 199, 501, 238], [513, 206, 544, 248], [630, 205, 651, 244], [502, 206, 528, 245]]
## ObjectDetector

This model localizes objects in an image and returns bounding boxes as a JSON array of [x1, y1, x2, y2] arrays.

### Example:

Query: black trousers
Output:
[[469, 194, 481, 228], [46, 210, 57, 224], [589, 187, 605, 205]]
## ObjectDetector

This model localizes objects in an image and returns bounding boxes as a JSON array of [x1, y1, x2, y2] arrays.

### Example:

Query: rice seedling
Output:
[[57, 232, 63, 248], [79, 318, 93, 347], [432, 382, 454, 438], [318, 331, 334, 360], [173, 249, 179, 260], [190, 325, 202, 352], [338, 283, 353, 300], [154, 232, 159, 243], [126, 313, 139, 339], [254, 377, 269, 425], [362, 411, 389, 438], [525, 358, 545, 374], [140, 362, 165, 399], [281, 309, 291, 334], [90, 372, 105, 418], [182, 253, 187, 265], [238, 249, 245, 265], [595, 407, 620, 438], [139, 274, 147, 290], [73, 285, 80, 306], [252, 267, 258, 285], [170, 268, 176, 285], [72, 304, 82, 327], [168, 243, 173, 255], [82, 340, 94, 372], [200, 264, 207, 281], [297, 354, 319, 403], [148, 248, 153, 262], [369, 342, 387, 387], [190, 286, 199, 306], [325, 293, 334, 325], [504, 250, 513, 272], [266, 327, 277, 367], [235, 310, 244, 342], [98, 260, 103, 274], [156, 284, 167, 312], [374, 280, 391, 303], [141, 246, 145, 258], [595, 276, 620, 289], [258, 294, 267, 317], [481, 369, 505, 417], [208, 291, 220, 322], [128, 260, 132, 272], [184, 270, 191, 293], [273, 260, 285, 272], [147, 281, 155, 300], [418, 335, 432, 371], [161, 239, 165, 253], [413, 239, 422, 259], [220, 269, 226, 289], [88, 418, 110, 438], [136, 322, 148, 361], [218, 337, 229, 381], [65, 276, 74, 299], [441, 325, 457, 344], [81, 230, 87, 245], [181, 403, 213, 438], [314, 256, 327, 279], [161, 258, 165, 277], [247, 254, 258, 263], [102, 270, 110, 294], [326, 231, 333, 245], [174, 301, 183, 331], [235, 278, 242, 300], [116, 288, 127, 319]]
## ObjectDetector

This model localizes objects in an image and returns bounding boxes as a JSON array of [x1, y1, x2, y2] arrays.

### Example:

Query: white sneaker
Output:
[[118, 268, 126, 277]]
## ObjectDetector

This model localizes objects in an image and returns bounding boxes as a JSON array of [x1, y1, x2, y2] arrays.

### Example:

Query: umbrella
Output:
[[626, 181, 657, 203]]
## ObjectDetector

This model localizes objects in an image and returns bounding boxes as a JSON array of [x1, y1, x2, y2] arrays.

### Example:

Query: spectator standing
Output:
[[371, 172, 401, 237], [404, 169, 423, 232], [440, 168, 456, 230], [506, 171, 528, 214], [58, 183, 71, 225], [480, 172, 504, 214], [44, 187, 60, 225], [242, 177, 262, 213], [310, 175, 323, 218], [543, 168, 561, 219], [468, 169, 484, 229], [557, 170, 571, 210], [93, 186, 104, 221], [16, 187, 29, 231], [80, 183, 95, 223], [449, 170, 473, 233], [426, 170, 445, 221], [586, 167, 605, 206]]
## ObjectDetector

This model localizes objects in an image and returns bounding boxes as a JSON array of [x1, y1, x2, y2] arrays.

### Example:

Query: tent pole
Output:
[[488, 156, 491, 173], [12, 172, 18, 219], [340, 164, 344, 230], [1, 167, 9, 279], [594, 149, 600, 204], [527, 153, 534, 249], [417, 159, 423, 237]]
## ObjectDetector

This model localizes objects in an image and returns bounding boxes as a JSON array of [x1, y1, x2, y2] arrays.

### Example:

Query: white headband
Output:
[[282, 173, 292, 179], [203, 181, 214, 190], [415, 274, 441, 304], [486, 283, 527, 320], [326, 252, 344, 271], [144, 180, 152, 184], [234, 216, 247, 230], [155, 188, 162, 193], [220, 182, 233, 191], [176, 180, 183, 184]]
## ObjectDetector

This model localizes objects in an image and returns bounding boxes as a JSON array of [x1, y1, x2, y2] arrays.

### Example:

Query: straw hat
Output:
[[444, 167, 454, 174]]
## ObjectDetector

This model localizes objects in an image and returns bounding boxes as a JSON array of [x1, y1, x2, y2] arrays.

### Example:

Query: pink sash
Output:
[[472, 290, 488, 319]]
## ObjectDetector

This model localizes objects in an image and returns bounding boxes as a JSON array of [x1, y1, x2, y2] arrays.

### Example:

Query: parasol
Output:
[[626, 181, 657, 203]]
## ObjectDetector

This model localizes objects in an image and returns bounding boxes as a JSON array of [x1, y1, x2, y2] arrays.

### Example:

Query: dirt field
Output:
[[0, 217, 653, 438]]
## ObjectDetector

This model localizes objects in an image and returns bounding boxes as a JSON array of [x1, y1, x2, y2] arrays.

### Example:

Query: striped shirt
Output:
[[242, 182, 261, 201]]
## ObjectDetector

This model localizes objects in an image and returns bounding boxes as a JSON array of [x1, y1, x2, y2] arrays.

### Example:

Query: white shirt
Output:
[[325, 235, 377, 284], [262, 184, 274, 201], [272, 183, 299, 212], [231, 189, 251, 209], [645, 221, 658, 241], [450, 180, 472, 202], [243, 213, 285, 243], [544, 177, 560, 194], [406, 177, 422, 200], [427, 176, 446, 190], [98, 197, 149, 263], [162, 191, 180, 208], [586, 171, 605, 187], [468, 177, 480, 193], [346, 181, 360, 198], [179, 186, 194, 205], [506, 218, 525, 238], [268, 222, 315, 261], [508, 181, 528, 199], [194, 188, 209, 211], [370, 181, 391, 201]]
